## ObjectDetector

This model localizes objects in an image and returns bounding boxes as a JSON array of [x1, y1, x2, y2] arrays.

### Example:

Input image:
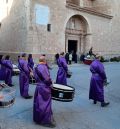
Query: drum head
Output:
[[53, 84, 74, 91]]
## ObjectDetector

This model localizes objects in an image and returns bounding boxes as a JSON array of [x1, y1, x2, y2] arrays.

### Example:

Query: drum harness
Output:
[[35, 65, 52, 86], [18, 61, 31, 75]]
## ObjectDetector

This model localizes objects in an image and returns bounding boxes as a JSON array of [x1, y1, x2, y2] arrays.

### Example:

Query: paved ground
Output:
[[0, 62, 120, 129]]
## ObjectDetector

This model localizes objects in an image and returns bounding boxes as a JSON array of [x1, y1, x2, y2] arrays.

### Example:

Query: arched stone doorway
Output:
[[65, 15, 89, 55]]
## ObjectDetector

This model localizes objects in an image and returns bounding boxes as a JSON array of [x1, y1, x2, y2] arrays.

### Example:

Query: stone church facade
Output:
[[0, 0, 120, 60]]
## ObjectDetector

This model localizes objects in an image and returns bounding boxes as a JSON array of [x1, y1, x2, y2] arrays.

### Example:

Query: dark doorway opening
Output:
[[68, 40, 77, 53]]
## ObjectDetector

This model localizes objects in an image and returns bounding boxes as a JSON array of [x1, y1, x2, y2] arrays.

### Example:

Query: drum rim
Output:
[[52, 96, 73, 102], [0, 98, 15, 108], [52, 83, 75, 91]]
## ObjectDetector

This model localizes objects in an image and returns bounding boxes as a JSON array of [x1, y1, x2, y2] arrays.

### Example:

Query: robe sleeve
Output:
[[61, 59, 68, 72], [6, 61, 13, 69], [39, 66, 52, 86], [23, 62, 30, 74], [98, 65, 107, 80], [95, 63, 107, 80], [90, 61, 107, 80]]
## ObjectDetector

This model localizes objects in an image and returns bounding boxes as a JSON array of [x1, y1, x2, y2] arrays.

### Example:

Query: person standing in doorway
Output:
[[69, 52, 72, 65], [65, 52, 69, 64]]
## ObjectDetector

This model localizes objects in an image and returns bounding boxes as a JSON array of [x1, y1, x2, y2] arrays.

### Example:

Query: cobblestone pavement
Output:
[[0, 62, 120, 129]]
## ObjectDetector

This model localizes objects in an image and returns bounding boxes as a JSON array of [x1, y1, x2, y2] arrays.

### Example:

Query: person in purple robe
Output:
[[0, 55, 6, 81], [4, 55, 14, 86], [42, 54, 52, 70], [89, 54, 110, 107], [33, 56, 56, 128], [28, 54, 34, 70], [18, 53, 32, 99], [56, 52, 68, 85], [18, 55, 20, 63]]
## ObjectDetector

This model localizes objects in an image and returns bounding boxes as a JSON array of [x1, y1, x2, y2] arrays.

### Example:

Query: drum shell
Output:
[[0, 84, 16, 108], [52, 85, 75, 102], [12, 69, 20, 76], [12, 64, 20, 76], [83, 58, 93, 65]]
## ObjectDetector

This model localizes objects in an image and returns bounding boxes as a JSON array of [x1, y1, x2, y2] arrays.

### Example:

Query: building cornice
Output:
[[66, 3, 113, 19]]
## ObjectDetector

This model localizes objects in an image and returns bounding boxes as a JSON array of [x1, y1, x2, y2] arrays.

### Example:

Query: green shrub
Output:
[[110, 56, 120, 62], [100, 56, 105, 62]]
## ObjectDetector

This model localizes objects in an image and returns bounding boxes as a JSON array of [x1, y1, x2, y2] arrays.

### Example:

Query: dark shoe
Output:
[[49, 122, 56, 128], [42, 122, 56, 128], [93, 100, 97, 104], [101, 102, 110, 107], [8, 84, 14, 87], [24, 95, 33, 99]]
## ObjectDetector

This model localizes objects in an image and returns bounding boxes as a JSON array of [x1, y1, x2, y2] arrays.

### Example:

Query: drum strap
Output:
[[18, 62, 29, 75], [35, 66, 45, 82], [35, 66, 52, 86]]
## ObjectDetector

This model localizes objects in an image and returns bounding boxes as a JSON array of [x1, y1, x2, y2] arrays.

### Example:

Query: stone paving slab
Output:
[[0, 63, 120, 129]]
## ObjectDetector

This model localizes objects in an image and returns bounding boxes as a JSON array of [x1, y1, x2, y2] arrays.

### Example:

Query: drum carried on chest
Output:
[[0, 83, 16, 108], [52, 84, 75, 102]]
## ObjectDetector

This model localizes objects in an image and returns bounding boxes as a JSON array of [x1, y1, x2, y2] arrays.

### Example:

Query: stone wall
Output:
[[0, 0, 120, 62], [92, 0, 113, 15], [27, 0, 66, 56], [0, 0, 28, 60], [18, 0, 120, 59]]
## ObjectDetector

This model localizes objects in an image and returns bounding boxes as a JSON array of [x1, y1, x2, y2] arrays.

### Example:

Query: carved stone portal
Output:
[[65, 15, 89, 55]]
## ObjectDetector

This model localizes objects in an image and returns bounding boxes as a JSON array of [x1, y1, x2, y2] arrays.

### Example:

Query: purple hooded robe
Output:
[[4, 59, 13, 85], [28, 57, 34, 70], [0, 59, 6, 81], [56, 56, 68, 85], [18, 59, 30, 97], [33, 63, 53, 125], [89, 59, 107, 102]]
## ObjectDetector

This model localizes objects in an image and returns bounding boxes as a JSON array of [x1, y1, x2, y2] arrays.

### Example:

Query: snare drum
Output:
[[0, 83, 16, 108], [52, 84, 75, 102], [12, 64, 20, 76]]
